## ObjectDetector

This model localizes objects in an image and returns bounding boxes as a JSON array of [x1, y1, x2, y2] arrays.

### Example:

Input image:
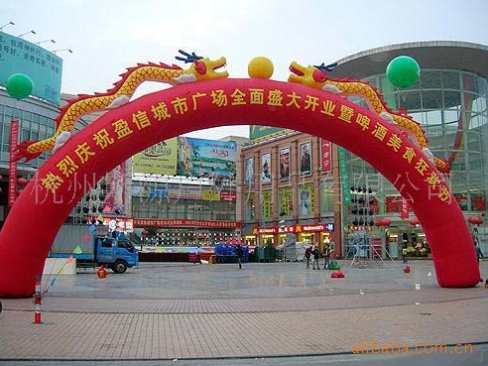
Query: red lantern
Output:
[[468, 215, 484, 226], [141, 230, 150, 236], [374, 218, 391, 227], [409, 217, 420, 226], [17, 177, 28, 186]]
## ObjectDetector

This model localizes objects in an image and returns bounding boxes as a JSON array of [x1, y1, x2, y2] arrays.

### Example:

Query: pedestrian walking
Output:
[[474, 240, 484, 264], [402, 243, 408, 264], [236, 244, 244, 269], [311, 245, 320, 270]]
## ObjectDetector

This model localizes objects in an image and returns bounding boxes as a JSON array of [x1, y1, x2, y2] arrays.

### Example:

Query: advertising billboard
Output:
[[133, 138, 178, 175], [0, 33, 63, 105], [177, 137, 237, 180]]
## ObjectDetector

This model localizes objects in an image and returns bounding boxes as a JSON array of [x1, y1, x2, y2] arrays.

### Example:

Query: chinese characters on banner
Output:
[[8, 120, 19, 207]]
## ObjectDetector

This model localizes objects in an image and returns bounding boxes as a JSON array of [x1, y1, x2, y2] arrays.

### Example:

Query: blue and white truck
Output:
[[49, 225, 138, 273]]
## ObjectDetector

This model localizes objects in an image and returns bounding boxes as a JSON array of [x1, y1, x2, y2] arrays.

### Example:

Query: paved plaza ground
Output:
[[0, 259, 487, 364]]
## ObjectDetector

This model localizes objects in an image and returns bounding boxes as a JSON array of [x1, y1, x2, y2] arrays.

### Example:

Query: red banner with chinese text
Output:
[[400, 198, 410, 219], [134, 218, 240, 228], [321, 139, 332, 173], [8, 120, 19, 207]]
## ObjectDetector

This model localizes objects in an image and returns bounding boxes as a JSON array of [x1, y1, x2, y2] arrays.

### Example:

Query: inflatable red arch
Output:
[[0, 78, 480, 297]]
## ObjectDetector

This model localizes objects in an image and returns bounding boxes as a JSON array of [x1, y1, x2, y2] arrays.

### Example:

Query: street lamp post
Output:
[[35, 39, 56, 46], [51, 49, 73, 54], [17, 30, 36, 38], [0, 21, 15, 31]]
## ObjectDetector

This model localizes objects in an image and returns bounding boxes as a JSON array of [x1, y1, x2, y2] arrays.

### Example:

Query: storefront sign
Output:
[[253, 223, 335, 235], [252, 227, 277, 234]]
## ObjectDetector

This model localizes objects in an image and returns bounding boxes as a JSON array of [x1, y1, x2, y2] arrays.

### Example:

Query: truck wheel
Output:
[[0, 300, 2, 314], [112, 260, 127, 274]]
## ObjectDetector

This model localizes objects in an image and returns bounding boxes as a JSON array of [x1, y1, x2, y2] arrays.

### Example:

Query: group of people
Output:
[[305, 244, 332, 270]]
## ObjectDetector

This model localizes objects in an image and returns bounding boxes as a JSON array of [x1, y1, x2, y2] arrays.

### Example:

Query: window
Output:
[[101, 238, 113, 248]]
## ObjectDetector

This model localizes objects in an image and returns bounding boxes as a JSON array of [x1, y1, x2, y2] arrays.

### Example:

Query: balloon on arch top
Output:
[[6, 73, 34, 100], [386, 55, 420, 89]]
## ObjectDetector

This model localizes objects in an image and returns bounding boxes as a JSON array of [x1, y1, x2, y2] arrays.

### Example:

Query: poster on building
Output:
[[279, 147, 290, 180], [177, 137, 237, 180], [133, 138, 177, 175], [245, 194, 255, 220], [279, 187, 293, 216], [299, 183, 314, 217], [321, 139, 332, 173], [299, 141, 312, 176], [245, 157, 254, 187], [261, 153, 271, 184], [261, 190, 272, 219], [102, 162, 126, 213]]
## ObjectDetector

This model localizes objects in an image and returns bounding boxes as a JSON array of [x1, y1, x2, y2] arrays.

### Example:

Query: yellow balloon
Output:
[[248, 57, 274, 79]]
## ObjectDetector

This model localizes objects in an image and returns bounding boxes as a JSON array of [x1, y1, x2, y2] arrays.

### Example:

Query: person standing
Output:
[[304, 246, 312, 268], [322, 244, 330, 270], [195, 245, 203, 264], [236, 244, 244, 269], [311, 245, 320, 270]]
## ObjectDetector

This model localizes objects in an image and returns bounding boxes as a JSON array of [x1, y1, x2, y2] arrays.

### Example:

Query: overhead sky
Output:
[[2, 0, 488, 139]]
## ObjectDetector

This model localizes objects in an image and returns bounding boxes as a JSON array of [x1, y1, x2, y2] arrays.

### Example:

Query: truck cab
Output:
[[93, 233, 139, 273]]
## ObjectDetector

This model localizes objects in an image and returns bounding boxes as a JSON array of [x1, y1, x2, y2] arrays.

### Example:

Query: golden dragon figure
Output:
[[288, 61, 450, 174], [13, 50, 228, 162]]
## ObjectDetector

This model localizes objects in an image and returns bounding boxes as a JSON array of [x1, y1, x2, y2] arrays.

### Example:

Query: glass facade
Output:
[[345, 69, 488, 214]]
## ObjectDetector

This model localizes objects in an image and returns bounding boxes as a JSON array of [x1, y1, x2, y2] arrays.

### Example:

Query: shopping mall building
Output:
[[1, 38, 487, 256]]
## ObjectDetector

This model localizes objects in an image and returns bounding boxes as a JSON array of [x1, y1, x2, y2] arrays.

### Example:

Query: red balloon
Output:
[[468, 215, 484, 226], [409, 217, 420, 226], [374, 218, 391, 227]]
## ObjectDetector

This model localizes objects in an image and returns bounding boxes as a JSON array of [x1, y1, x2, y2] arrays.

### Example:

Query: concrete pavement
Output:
[[1, 259, 487, 361]]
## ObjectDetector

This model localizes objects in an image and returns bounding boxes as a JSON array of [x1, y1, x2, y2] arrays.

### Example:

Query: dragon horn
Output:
[[176, 49, 204, 63], [314, 62, 339, 72]]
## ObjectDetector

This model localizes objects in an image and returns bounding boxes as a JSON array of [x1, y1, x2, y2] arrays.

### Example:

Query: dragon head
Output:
[[288, 61, 338, 89], [173, 50, 228, 84], [12, 140, 42, 163]]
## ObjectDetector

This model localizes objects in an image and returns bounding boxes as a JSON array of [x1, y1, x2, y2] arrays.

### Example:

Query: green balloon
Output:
[[386, 56, 420, 89], [6, 73, 34, 100]]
